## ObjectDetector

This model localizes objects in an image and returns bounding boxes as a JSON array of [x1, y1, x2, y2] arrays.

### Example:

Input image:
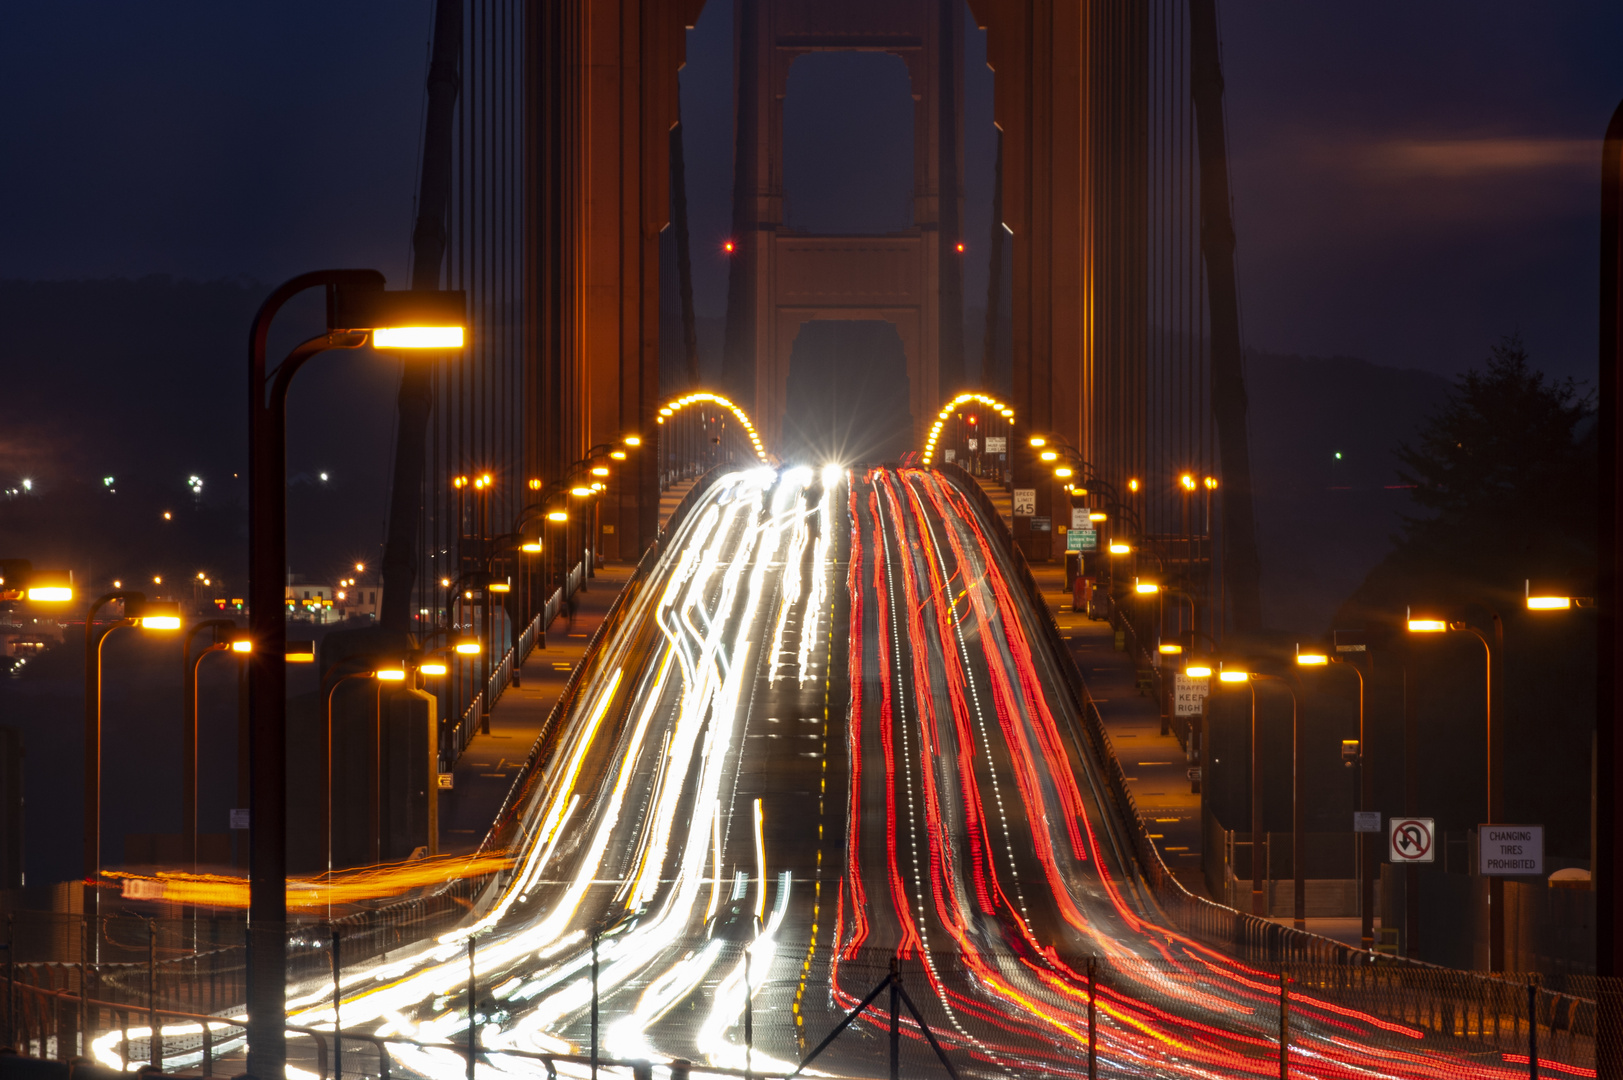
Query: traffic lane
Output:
[[289, 472, 791, 1072]]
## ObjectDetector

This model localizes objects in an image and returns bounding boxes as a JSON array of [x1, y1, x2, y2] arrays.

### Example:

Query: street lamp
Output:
[[1211, 663, 1269, 915], [246, 270, 464, 1077], [183, 620, 251, 874], [1406, 605, 1504, 970], [84, 592, 180, 945], [1294, 640, 1371, 947]]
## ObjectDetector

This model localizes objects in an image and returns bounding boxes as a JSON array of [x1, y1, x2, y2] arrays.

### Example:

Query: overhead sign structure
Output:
[[1353, 811, 1382, 834], [1388, 817, 1435, 862], [1480, 825, 1544, 876], [1013, 489, 1036, 516], [984, 436, 1007, 454], [1173, 673, 1209, 717]]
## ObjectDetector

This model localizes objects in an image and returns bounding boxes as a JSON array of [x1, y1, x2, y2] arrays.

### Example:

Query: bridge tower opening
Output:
[[780, 319, 914, 466]]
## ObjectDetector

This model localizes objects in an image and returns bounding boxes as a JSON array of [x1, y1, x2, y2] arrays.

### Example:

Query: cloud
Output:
[[1366, 137, 1599, 178]]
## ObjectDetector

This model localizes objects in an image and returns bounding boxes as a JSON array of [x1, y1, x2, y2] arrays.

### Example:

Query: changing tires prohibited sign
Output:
[[1388, 817, 1435, 863]]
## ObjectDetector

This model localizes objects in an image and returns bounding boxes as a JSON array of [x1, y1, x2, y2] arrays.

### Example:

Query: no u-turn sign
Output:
[[1388, 817, 1435, 863]]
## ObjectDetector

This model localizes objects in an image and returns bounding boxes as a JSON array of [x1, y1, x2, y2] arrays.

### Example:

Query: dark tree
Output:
[[1394, 334, 1593, 578]]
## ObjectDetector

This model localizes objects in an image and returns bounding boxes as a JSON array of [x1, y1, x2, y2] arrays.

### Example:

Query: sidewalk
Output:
[[1026, 561, 1211, 898], [438, 480, 699, 855], [438, 563, 634, 854]]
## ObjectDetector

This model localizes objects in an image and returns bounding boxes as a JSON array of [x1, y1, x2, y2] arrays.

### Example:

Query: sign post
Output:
[[1388, 817, 1435, 863], [1479, 825, 1544, 876]]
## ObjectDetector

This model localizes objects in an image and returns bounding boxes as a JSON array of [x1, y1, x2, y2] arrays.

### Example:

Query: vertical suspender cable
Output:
[[379, 0, 464, 634]]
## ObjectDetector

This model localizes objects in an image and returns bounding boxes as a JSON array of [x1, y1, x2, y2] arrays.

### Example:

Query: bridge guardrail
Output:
[[929, 460, 1610, 1027]]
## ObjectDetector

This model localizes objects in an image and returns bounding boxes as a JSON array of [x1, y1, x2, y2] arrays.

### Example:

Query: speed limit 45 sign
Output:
[[1388, 817, 1436, 863]]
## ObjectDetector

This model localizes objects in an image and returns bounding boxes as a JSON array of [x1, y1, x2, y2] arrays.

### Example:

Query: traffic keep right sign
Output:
[[1388, 817, 1435, 863]]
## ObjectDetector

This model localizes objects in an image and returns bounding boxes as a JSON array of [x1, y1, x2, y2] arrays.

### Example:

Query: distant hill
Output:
[[0, 276, 405, 589], [1244, 348, 1451, 634]]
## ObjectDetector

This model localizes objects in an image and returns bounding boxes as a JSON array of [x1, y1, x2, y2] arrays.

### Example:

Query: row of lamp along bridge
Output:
[[927, 406, 1591, 979], [1, 294, 1593, 1075]]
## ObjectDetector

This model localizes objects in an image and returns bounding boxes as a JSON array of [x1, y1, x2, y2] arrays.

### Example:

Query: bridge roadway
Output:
[[288, 466, 1510, 1079]]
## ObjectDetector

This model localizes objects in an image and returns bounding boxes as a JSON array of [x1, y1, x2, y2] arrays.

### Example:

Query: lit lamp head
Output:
[[418, 660, 449, 677], [331, 286, 468, 350], [547, 510, 568, 522], [1217, 665, 1250, 683], [1108, 541, 1132, 556], [1184, 662, 1213, 679], [1294, 644, 1329, 667], [25, 569, 75, 604], [622, 435, 642, 447], [520, 540, 542, 554], [609, 450, 627, 461], [1089, 512, 1108, 523], [286, 639, 316, 663], [1127, 478, 1141, 493], [1054, 466, 1074, 479], [1525, 579, 1585, 610], [1039, 450, 1059, 462], [230, 635, 253, 654], [488, 581, 512, 594], [453, 634, 482, 656], [591, 467, 610, 478], [570, 486, 593, 497], [135, 599, 183, 631], [374, 667, 408, 682], [1158, 642, 1183, 656], [1405, 606, 1448, 633], [1029, 436, 1047, 448], [1133, 579, 1160, 595]]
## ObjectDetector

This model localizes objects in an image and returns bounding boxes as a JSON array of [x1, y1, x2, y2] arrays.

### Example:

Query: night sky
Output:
[[1, 1, 1619, 376]]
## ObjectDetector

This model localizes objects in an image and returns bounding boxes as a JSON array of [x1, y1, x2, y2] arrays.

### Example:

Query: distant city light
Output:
[[104, 476, 115, 487], [320, 472, 330, 482], [162, 511, 173, 520], [1334, 452, 1343, 460], [955, 242, 965, 253], [20, 479, 31, 492]]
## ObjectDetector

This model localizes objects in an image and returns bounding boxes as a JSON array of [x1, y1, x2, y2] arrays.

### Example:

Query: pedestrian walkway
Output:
[[437, 480, 702, 856], [437, 564, 632, 854], [1026, 561, 1212, 899]]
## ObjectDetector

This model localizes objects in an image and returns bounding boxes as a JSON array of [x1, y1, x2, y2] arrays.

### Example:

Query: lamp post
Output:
[[183, 620, 250, 874], [84, 592, 180, 948], [246, 269, 464, 1077], [1214, 664, 1266, 916], [1296, 642, 1371, 948], [1408, 609, 1503, 970]]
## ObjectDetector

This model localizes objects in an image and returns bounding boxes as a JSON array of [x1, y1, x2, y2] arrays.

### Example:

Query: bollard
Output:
[[1086, 957, 1097, 1080], [888, 958, 900, 1080], [1528, 976, 1539, 1080], [331, 926, 342, 1080], [631, 1062, 652, 1080], [467, 937, 477, 1080], [149, 919, 161, 1069], [669, 1059, 691, 1080], [590, 933, 599, 1080], [1278, 964, 1289, 1080]]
